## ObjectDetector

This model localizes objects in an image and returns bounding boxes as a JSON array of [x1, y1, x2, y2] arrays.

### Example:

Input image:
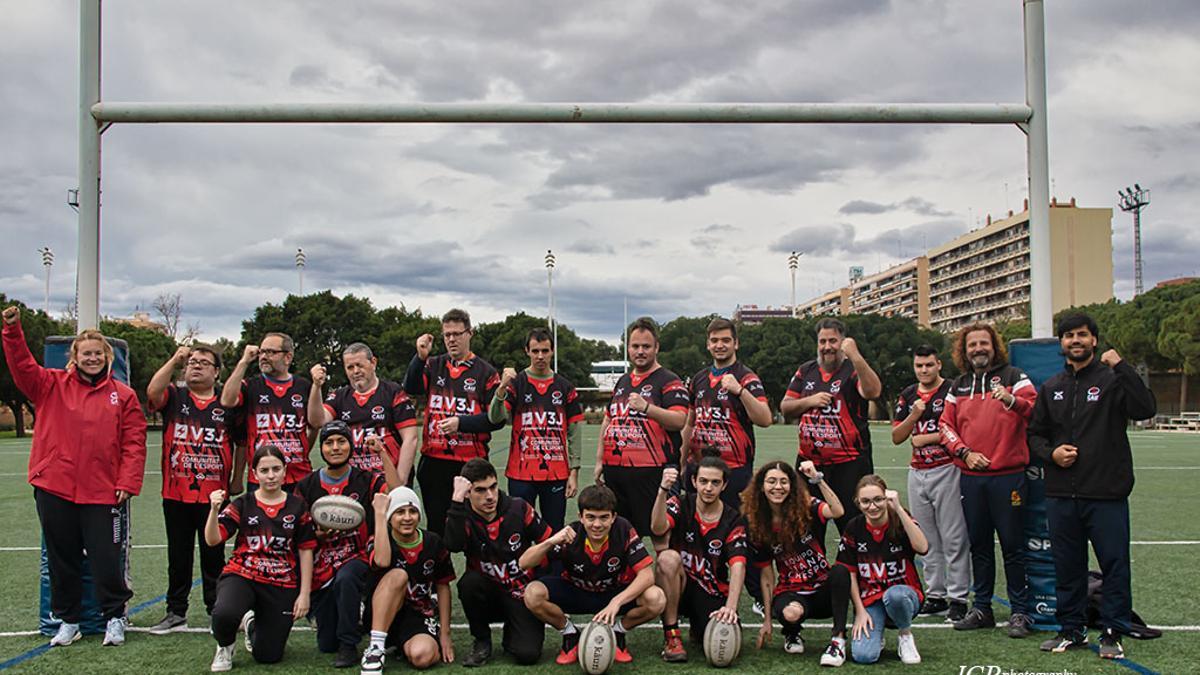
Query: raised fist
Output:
[[719, 373, 742, 395], [798, 460, 817, 479], [551, 526, 577, 547], [501, 367, 518, 387], [174, 345, 192, 366], [240, 344, 260, 365], [415, 334, 434, 360], [885, 489, 901, 510], [660, 467, 678, 491], [310, 363, 327, 386], [451, 475, 471, 502], [909, 398, 926, 417], [1, 306, 19, 326], [364, 435, 386, 456], [373, 492, 390, 514], [841, 337, 860, 359], [209, 489, 227, 509], [1100, 349, 1122, 367]]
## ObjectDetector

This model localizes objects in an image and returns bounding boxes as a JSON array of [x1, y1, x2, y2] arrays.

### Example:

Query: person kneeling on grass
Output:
[[521, 485, 666, 665], [205, 445, 315, 672], [835, 475, 928, 667], [742, 460, 850, 661], [651, 448, 747, 663], [360, 487, 455, 673]]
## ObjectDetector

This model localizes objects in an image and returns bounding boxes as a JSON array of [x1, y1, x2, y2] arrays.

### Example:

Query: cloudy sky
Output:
[[2, 1, 1197, 344]]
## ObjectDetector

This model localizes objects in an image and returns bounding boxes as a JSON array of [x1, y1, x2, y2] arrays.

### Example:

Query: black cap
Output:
[[319, 420, 353, 445]]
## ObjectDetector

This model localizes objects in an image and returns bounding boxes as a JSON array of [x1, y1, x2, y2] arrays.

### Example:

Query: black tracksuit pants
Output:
[[163, 498, 224, 616], [35, 488, 132, 623], [211, 574, 298, 664], [1047, 497, 1132, 633]]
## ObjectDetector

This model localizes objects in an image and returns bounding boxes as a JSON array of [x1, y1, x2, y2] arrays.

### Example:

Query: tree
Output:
[[0, 295, 74, 436], [100, 319, 179, 408], [153, 292, 183, 338], [471, 312, 599, 388], [1157, 294, 1200, 412]]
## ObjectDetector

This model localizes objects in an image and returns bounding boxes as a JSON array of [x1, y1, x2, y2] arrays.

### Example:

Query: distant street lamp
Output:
[[788, 251, 804, 317], [1117, 184, 1150, 296], [545, 249, 558, 372], [295, 247, 307, 295], [39, 247, 54, 313]]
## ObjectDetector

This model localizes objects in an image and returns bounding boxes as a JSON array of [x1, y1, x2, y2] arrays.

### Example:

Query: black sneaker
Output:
[[1040, 629, 1088, 653], [919, 598, 950, 616], [1007, 612, 1033, 638], [1098, 629, 1124, 660], [947, 601, 968, 623], [334, 643, 358, 668], [953, 607, 996, 630], [463, 639, 492, 668], [148, 612, 187, 635]]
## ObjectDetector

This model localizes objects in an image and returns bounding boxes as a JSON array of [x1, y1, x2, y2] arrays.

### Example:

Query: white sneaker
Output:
[[897, 632, 921, 665], [752, 600, 766, 617], [102, 616, 127, 646], [783, 632, 805, 654], [211, 644, 235, 672], [360, 643, 386, 674], [240, 611, 255, 655], [820, 637, 846, 667], [49, 622, 82, 647]]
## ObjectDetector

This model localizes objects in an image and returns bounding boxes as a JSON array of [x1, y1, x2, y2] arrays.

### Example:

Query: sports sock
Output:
[[369, 630, 387, 650], [613, 621, 627, 634], [561, 620, 577, 635]]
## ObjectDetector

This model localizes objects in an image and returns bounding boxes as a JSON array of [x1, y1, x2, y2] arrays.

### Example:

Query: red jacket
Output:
[[3, 322, 147, 504], [939, 364, 1036, 476]]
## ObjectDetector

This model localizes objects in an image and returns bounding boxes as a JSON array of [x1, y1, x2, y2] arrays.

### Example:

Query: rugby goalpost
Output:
[[73, 0, 1054, 338]]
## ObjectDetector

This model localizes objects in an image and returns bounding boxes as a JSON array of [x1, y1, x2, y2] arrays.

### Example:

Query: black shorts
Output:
[[681, 582, 726, 641], [387, 607, 440, 650], [602, 465, 664, 536], [539, 575, 638, 616], [771, 586, 833, 626]]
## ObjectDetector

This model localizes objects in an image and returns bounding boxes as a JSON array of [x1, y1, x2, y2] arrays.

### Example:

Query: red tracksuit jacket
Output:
[[939, 364, 1036, 476]]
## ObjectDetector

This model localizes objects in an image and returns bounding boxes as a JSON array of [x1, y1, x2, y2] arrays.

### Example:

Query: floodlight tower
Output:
[[295, 247, 307, 295], [545, 249, 557, 372], [39, 247, 54, 313], [788, 251, 803, 318], [1117, 184, 1150, 296]]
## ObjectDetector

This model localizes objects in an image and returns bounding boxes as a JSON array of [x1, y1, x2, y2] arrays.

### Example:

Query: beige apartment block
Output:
[[847, 257, 931, 327]]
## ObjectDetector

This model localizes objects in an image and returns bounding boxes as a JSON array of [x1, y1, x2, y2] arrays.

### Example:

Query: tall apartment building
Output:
[[733, 304, 795, 324], [767, 199, 1113, 333]]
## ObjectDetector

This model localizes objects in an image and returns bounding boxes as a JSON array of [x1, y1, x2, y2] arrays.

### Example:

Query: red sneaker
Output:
[[556, 631, 580, 665], [661, 631, 687, 663], [614, 631, 632, 663]]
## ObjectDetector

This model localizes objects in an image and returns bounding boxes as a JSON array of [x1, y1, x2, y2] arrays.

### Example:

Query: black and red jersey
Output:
[[293, 468, 387, 588], [217, 493, 317, 588], [546, 517, 652, 594], [322, 379, 417, 473], [237, 374, 314, 484], [785, 359, 871, 466], [665, 493, 748, 597], [893, 381, 955, 470], [420, 354, 500, 461], [688, 363, 767, 468], [155, 385, 235, 503], [836, 515, 924, 607], [602, 367, 690, 468], [503, 372, 584, 482], [750, 497, 832, 595], [453, 494, 551, 599], [375, 529, 456, 618]]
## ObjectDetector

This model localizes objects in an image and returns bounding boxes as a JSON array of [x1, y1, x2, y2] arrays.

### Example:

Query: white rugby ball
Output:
[[311, 495, 366, 531], [703, 619, 742, 667], [577, 622, 615, 675]]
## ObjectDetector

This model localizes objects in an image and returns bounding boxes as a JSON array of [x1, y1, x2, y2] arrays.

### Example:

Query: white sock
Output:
[[370, 630, 387, 650], [561, 620, 577, 635], [613, 621, 627, 635]]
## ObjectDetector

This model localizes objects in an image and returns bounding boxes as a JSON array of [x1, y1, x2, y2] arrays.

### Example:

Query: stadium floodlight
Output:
[[295, 247, 307, 295], [39, 247, 54, 314], [788, 251, 804, 318], [545, 249, 557, 372], [1117, 185, 1150, 296]]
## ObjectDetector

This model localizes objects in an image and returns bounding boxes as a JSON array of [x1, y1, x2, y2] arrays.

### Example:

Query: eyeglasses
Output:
[[258, 348, 288, 356], [858, 497, 888, 507], [186, 359, 216, 368], [442, 330, 470, 340]]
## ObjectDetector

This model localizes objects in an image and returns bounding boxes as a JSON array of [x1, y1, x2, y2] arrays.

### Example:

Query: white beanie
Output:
[[386, 486, 422, 522]]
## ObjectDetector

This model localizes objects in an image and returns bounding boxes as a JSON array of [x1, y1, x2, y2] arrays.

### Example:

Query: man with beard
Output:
[[939, 323, 1037, 637], [293, 421, 392, 667], [222, 332, 317, 489], [1028, 313, 1156, 660], [781, 318, 882, 534], [308, 342, 418, 483], [146, 344, 235, 633], [595, 317, 689, 540]]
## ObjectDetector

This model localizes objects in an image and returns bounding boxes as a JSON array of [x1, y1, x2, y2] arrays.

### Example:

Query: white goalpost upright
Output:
[[73, 0, 1054, 338]]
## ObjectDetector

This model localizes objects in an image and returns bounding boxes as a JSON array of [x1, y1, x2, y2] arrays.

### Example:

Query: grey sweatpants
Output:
[[907, 462, 970, 603]]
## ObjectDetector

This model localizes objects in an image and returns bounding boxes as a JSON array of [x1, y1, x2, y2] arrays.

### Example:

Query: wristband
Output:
[[643, 400, 651, 413], [807, 471, 825, 485]]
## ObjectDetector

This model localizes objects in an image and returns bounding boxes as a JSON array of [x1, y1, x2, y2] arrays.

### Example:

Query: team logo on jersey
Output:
[[247, 515, 260, 526], [804, 381, 815, 391], [716, 388, 729, 401], [551, 390, 563, 405], [685, 532, 696, 543], [889, 543, 903, 554], [1052, 391, 1064, 400], [436, 376, 447, 387], [1087, 386, 1101, 402], [508, 533, 522, 551], [857, 542, 868, 553], [326, 391, 337, 402], [991, 376, 1002, 386], [641, 384, 654, 395], [708, 539, 723, 556], [181, 403, 191, 415], [423, 559, 436, 574], [931, 399, 944, 412], [110, 392, 120, 406], [341, 410, 352, 420], [212, 408, 226, 422], [607, 556, 622, 572], [291, 393, 304, 408], [259, 394, 271, 404], [524, 393, 533, 403], [573, 563, 586, 573], [282, 512, 295, 530], [371, 405, 386, 420], [463, 378, 477, 393], [830, 380, 842, 394]]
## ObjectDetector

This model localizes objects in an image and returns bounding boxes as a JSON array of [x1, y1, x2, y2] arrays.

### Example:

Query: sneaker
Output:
[[819, 637, 846, 667], [614, 631, 632, 663], [947, 601, 968, 623], [148, 612, 188, 635], [1007, 612, 1033, 638], [211, 644, 235, 672], [102, 616, 127, 646], [953, 607, 996, 630], [556, 631, 580, 665], [897, 632, 921, 665], [919, 597, 949, 616], [1098, 629, 1124, 660], [462, 639, 492, 668], [752, 600, 766, 617], [661, 631, 687, 663], [240, 611, 255, 655], [360, 643, 385, 674], [1040, 629, 1088, 653], [335, 643, 358, 668], [783, 631, 805, 654], [49, 622, 82, 647]]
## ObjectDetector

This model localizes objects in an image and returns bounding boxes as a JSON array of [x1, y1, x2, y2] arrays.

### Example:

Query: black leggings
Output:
[[211, 574, 298, 664], [770, 564, 851, 638]]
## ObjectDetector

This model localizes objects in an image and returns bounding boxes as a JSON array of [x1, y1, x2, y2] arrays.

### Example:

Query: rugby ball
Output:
[[577, 622, 615, 675], [703, 619, 742, 667], [311, 495, 366, 531]]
